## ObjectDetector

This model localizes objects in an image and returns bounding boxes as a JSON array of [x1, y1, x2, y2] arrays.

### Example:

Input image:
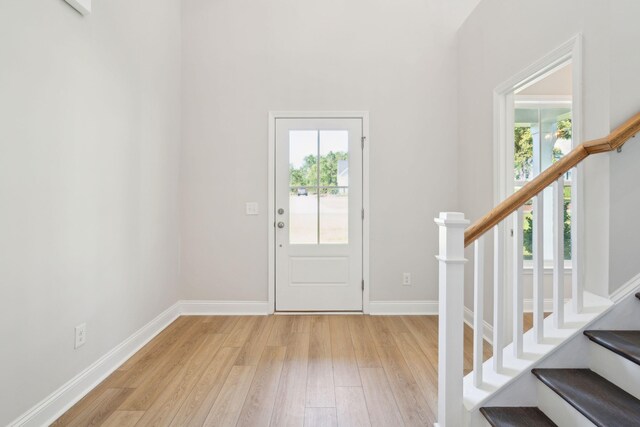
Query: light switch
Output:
[[246, 202, 259, 215]]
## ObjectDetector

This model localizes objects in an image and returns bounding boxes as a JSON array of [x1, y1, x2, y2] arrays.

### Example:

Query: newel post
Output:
[[435, 212, 469, 427]]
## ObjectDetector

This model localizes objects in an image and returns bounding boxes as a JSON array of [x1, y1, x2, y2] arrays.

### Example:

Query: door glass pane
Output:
[[290, 187, 318, 244], [289, 130, 318, 187], [319, 131, 349, 186], [320, 187, 348, 244]]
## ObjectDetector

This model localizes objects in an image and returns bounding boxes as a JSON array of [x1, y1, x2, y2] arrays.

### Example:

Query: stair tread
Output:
[[480, 407, 556, 427], [584, 330, 640, 365], [532, 368, 640, 426]]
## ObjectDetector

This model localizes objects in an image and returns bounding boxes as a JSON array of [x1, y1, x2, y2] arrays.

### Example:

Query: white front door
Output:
[[275, 117, 363, 311]]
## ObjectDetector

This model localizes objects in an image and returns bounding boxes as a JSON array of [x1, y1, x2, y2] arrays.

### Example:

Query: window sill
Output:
[[523, 262, 573, 275]]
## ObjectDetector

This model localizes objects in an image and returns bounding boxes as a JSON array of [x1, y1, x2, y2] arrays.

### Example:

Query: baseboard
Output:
[[179, 300, 271, 315], [610, 271, 640, 303], [464, 307, 494, 345], [463, 298, 572, 346], [8, 302, 181, 427], [523, 298, 570, 313], [368, 300, 438, 315], [9, 297, 433, 425]]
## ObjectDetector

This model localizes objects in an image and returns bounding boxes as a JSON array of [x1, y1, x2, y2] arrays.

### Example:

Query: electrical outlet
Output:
[[75, 323, 87, 349], [403, 273, 411, 286]]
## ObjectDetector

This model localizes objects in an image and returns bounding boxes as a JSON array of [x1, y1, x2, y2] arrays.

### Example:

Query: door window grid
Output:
[[289, 130, 349, 245]]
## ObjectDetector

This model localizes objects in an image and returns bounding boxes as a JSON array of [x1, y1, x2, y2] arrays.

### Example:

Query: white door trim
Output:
[[493, 34, 583, 342], [268, 111, 370, 314]]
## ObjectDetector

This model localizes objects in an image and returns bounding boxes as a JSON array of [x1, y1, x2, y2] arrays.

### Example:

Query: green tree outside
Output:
[[517, 118, 572, 260], [290, 151, 348, 187]]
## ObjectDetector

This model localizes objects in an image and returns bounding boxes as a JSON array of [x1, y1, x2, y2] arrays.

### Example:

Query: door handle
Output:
[[277, 222, 285, 229]]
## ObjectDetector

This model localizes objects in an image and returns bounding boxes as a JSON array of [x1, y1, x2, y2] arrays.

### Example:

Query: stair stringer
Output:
[[464, 286, 640, 427]]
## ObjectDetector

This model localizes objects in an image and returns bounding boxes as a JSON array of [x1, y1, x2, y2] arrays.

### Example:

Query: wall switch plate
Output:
[[246, 202, 259, 215], [402, 273, 411, 286], [75, 323, 87, 349]]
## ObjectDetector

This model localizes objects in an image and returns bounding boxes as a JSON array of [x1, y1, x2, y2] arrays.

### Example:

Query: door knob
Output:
[[277, 222, 285, 229]]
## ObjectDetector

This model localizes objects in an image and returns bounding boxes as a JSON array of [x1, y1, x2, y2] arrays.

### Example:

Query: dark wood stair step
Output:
[[479, 407, 556, 426], [584, 330, 640, 365], [532, 369, 640, 427]]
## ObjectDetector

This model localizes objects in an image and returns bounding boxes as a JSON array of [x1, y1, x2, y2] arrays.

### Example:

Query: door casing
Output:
[[268, 111, 370, 313], [493, 35, 583, 343]]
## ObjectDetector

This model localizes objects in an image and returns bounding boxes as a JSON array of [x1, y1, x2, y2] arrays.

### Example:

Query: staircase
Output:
[[480, 293, 640, 426], [434, 112, 640, 427]]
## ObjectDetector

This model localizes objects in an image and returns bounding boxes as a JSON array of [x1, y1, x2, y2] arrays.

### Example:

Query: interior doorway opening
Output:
[[493, 35, 583, 344]]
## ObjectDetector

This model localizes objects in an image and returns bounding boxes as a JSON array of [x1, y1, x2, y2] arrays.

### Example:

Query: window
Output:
[[514, 103, 572, 262], [512, 61, 574, 264], [288, 130, 349, 244]]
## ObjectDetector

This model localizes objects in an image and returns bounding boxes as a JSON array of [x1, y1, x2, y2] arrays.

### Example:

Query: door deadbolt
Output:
[[278, 208, 285, 215]]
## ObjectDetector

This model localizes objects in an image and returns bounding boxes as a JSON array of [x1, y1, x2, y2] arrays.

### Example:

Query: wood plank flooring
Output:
[[54, 315, 492, 426]]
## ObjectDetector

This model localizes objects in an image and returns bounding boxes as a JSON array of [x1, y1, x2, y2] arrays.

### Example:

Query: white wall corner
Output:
[[8, 302, 180, 427], [179, 300, 271, 315], [368, 300, 438, 315], [64, 0, 91, 16]]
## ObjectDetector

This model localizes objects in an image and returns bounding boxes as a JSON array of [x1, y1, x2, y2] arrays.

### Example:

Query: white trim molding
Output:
[[610, 272, 640, 303], [464, 299, 571, 346], [368, 300, 438, 315], [492, 33, 584, 352], [10, 296, 439, 426], [464, 307, 494, 345], [179, 300, 271, 315], [523, 298, 570, 313], [9, 302, 180, 427]]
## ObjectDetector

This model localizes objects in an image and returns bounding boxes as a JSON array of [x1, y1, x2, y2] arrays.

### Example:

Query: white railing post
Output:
[[571, 166, 583, 313], [533, 194, 545, 344], [553, 178, 565, 329], [493, 223, 504, 373], [435, 212, 470, 427], [473, 236, 485, 387], [513, 207, 524, 358]]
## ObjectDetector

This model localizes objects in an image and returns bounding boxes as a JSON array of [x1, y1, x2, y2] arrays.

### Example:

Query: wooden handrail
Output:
[[464, 112, 640, 247]]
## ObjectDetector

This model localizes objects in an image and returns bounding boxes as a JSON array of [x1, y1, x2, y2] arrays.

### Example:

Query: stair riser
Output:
[[536, 380, 597, 427], [589, 340, 640, 401]]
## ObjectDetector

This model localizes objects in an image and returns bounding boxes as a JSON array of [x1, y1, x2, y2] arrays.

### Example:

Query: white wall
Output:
[[457, 0, 640, 318], [0, 0, 181, 424], [608, 0, 640, 293], [457, 0, 609, 317], [180, 0, 478, 303]]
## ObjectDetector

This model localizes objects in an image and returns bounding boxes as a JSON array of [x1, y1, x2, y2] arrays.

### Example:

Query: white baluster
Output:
[[473, 236, 485, 387], [493, 224, 504, 373], [513, 207, 524, 358], [571, 167, 583, 313], [435, 212, 469, 427], [553, 178, 565, 328], [533, 194, 544, 343]]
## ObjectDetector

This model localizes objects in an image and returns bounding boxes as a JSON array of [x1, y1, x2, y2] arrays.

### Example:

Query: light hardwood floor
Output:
[[53, 315, 496, 427]]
